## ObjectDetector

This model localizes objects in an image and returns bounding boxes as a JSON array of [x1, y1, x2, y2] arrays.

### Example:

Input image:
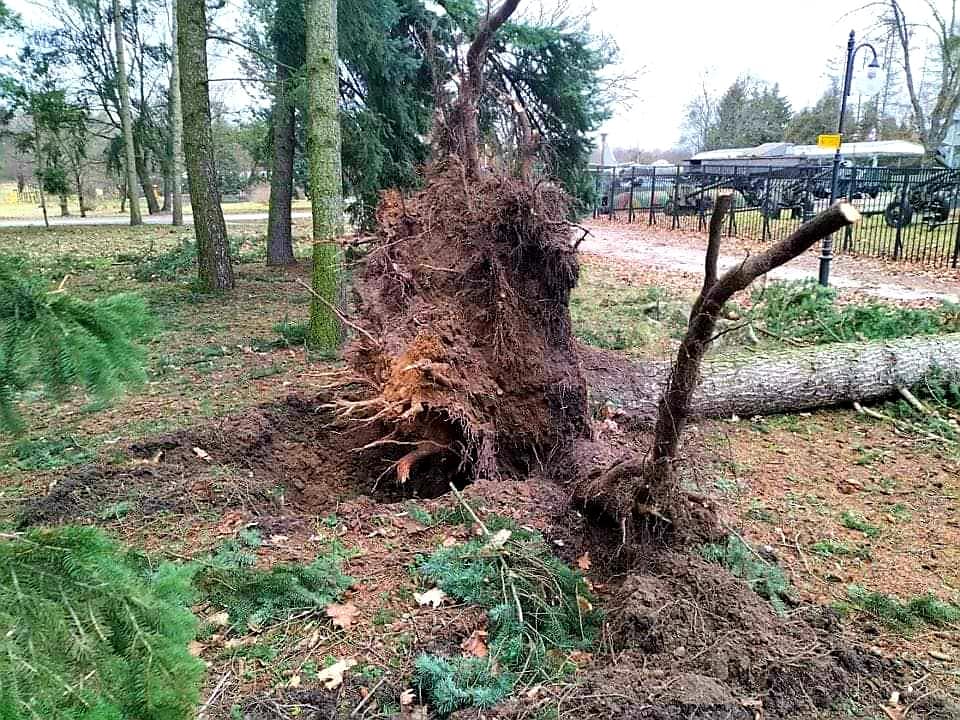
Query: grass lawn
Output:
[[0, 221, 957, 717]]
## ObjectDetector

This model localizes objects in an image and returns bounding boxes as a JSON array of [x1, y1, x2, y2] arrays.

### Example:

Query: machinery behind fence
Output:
[[591, 164, 960, 268]]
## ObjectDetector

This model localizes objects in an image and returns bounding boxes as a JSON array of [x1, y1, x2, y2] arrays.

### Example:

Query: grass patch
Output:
[[840, 510, 882, 538], [749, 280, 960, 345], [841, 585, 960, 632], [809, 538, 872, 561], [8, 436, 96, 471], [699, 534, 793, 612], [414, 509, 601, 715]]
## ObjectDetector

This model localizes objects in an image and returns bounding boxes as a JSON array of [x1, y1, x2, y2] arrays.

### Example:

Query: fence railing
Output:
[[591, 164, 960, 269]]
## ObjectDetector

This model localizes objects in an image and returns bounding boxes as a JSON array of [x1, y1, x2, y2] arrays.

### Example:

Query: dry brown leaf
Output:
[[413, 587, 447, 608], [187, 640, 205, 657], [461, 629, 488, 658], [441, 536, 457, 548], [326, 601, 361, 629], [576, 552, 591, 570], [316, 658, 357, 690], [192, 446, 211, 461], [399, 689, 416, 706], [567, 650, 592, 665], [485, 529, 512, 549], [577, 595, 593, 612], [205, 610, 230, 627]]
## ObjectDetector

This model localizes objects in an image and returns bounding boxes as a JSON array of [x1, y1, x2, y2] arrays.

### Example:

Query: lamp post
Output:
[[819, 30, 882, 286]]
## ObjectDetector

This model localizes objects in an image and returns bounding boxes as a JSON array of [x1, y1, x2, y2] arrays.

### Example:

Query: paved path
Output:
[[0, 211, 312, 228], [580, 224, 960, 304]]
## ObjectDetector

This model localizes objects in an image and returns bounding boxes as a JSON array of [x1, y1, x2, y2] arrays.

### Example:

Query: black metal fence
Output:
[[591, 164, 960, 269]]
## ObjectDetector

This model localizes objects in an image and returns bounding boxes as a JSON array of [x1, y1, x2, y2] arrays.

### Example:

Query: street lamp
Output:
[[819, 30, 882, 286]]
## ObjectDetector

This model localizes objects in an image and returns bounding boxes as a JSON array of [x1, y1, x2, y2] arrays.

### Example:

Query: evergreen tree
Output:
[[0, 256, 154, 433], [0, 526, 204, 720], [706, 76, 792, 149]]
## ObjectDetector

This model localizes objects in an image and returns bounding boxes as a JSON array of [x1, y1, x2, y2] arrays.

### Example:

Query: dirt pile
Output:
[[338, 161, 588, 487]]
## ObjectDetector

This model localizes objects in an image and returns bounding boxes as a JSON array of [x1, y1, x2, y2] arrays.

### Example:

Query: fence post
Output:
[[627, 167, 636, 223], [648, 167, 657, 225], [894, 174, 908, 260], [953, 206, 960, 269], [843, 167, 857, 252], [726, 167, 737, 236], [761, 173, 770, 242], [672, 166, 681, 230]]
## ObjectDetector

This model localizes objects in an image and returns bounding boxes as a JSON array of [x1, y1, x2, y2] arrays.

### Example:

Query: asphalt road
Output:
[[0, 211, 313, 228]]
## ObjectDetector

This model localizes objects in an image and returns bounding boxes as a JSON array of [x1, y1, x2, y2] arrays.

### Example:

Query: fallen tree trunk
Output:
[[581, 331, 960, 423]]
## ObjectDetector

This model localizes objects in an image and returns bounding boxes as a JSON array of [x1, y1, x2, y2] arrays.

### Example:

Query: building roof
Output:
[[690, 140, 925, 162]]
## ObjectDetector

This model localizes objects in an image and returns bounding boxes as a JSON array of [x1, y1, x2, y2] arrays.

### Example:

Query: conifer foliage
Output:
[[0, 256, 153, 432], [0, 526, 204, 720]]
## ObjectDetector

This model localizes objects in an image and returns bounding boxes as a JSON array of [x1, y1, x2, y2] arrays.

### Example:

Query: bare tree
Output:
[[680, 72, 716, 153], [169, 0, 184, 226], [113, 0, 143, 226], [885, 0, 960, 153]]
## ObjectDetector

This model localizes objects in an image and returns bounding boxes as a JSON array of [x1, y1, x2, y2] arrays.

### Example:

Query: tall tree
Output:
[[169, 0, 184, 226], [114, 0, 143, 225], [264, 0, 303, 265], [681, 73, 716, 153], [705, 76, 791, 150], [178, 0, 234, 289], [305, 0, 343, 349], [885, 0, 960, 153]]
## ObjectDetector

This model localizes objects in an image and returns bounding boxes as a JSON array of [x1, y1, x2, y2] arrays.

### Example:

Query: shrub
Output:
[[0, 526, 204, 720], [133, 243, 197, 282], [415, 514, 601, 715]]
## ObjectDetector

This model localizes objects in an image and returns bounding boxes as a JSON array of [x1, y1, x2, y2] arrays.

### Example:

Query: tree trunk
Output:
[[161, 171, 172, 211], [177, 0, 234, 290], [305, 0, 343, 349], [113, 0, 143, 226], [58, 192, 70, 217], [133, 130, 160, 214], [170, 0, 185, 227], [581, 332, 960, 423], [32, 121, 49, 230], [266, 63, 296, 266]]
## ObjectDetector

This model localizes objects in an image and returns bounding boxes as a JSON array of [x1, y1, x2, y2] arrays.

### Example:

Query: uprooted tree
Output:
[[321, 0, 870, 542]]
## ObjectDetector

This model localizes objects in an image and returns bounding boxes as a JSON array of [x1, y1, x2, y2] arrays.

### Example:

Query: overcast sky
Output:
[[6, 0, 940, 149], [583, 0, 921, 149]]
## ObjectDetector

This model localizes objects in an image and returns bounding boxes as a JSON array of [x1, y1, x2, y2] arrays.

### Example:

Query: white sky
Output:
[[583, 0, 917, 149], [5, 0, 941, 149]]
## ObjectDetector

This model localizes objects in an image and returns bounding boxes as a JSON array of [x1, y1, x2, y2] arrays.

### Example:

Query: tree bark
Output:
[[113, 0, 143, 226], [581, 332, 960, 423], [32, 121, 49, 230], [305, 0, 343, 349], [177, 0, 234, 290], [58, 191, 70, 217], [266, 63, 296, 266], [133, 128, 160, 214], [169, 0, 184, 227]]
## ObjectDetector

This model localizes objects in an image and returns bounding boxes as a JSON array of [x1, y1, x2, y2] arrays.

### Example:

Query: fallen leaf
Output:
[[205, 611, 230, 627], [224, 637, 255, 650], [414, 587, 447, 608], [215, 510, 248, 535], [326, 602, 361, 629], [399, 689, 416, 706], [316, 658, 357, 689], [485, 528, 512, 549], [188, 640, 205, 657], [577, 595, 593, 612], [441, 536, 457, 548], [286, 674, 301, 688], [576, 552, 591, 570], [192, 446, 211, 461], [461, 629, 488, 657], [567, 650, 592, 665]]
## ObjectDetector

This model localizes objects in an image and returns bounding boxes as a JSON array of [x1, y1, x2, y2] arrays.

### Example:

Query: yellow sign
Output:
[[817, 133, 842, 149]]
